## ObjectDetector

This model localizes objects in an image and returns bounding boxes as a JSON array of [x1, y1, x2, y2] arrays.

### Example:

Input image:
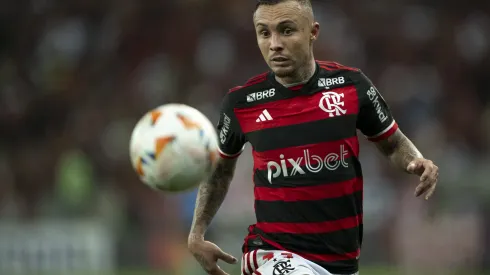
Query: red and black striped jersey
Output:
[[216, 61, 398, 275]]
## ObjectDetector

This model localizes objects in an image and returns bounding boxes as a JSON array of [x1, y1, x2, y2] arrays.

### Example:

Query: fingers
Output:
[[414, 182, 431, 197], [429, 166, 439, 182], [191, 243, 236, 275], [414, 168, 430, 196], [424, 167, 438, 200], [425, 181, 437, 200], [207, 249, 236, 274], [419, 163, 432, 182], [217, 249, 238, 264], [414, 161, 438, 199]]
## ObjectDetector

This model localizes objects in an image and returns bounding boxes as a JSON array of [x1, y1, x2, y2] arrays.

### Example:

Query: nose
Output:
[[269, 33, 283, 52]]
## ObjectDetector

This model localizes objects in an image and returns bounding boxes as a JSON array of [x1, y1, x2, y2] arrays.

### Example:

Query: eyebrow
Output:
[[255, 19, 297, 27]]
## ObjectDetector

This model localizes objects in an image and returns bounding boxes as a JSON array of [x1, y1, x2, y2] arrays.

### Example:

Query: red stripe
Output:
[[368, 122, 398, 142], [247, 77, 267, 87], [317, 61, 358, 72], [234, 86, 359, 133], [252, 250, 258, 270], [229, 86, 243, 93], [246, 251, 253, 275], [228, 73, 268, 94], [246, 72, 269, 84], [255, 234, 360, 263], [255, 177, 362, 202], [242, 254, 247, 275], [320, 65, 338, 72], [318, 65, 358, 73], [218, 151, 241, 159], [256, 214, 362, 234], [252, 136, 359, 171], [288, 84, 304, 90], [254, 271, 262, 275], [218, 147, 243, 159]]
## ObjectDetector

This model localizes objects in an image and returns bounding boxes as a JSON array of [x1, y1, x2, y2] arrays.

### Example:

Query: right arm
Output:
[[188, 93, 246, 275], [189, 156, 238, 241]]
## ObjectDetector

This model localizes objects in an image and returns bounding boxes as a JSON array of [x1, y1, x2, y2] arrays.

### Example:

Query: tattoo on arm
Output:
[[375, 129, 423, 172], [189, 157, 238, 240]]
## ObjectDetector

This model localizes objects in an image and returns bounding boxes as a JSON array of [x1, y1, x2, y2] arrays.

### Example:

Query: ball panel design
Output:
[[129, 103, 219, 192]]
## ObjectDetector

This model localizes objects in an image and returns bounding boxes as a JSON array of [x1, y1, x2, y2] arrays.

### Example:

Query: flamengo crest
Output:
[[319, 91, 347, 117], [272, 260, 295, 275]]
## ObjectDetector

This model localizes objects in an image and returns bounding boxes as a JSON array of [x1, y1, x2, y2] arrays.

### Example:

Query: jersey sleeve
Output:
[[355, 71, 399, 142], [216, 93, 247, 158]]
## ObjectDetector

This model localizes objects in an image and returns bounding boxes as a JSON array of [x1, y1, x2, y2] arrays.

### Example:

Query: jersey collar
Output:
[[267, 62, 325, 97]]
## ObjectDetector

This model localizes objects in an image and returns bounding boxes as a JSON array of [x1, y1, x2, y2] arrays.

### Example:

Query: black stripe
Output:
[[254, 156, 362, 187], [246, 115, 357, 152], [255, 191, 362, 223], [258, 226, 361, 255]]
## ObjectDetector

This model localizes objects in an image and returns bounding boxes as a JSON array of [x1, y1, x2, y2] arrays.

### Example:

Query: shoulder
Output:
[[315, 61, 371, 90], [316, 61, 373, 85], [316, 60, 360, 72], [228, 71, 270, 94], [222, 71, 272, 106]]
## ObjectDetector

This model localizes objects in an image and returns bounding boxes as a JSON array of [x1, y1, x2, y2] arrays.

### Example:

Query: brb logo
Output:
[[318, 76, 345, 88], [247, 88, 275, 102], [266, 145, 349, 183], [319, 91, 347, 117]]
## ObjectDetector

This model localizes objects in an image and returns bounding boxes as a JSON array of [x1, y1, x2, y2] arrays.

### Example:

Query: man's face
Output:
[[253, 1, 318, 78]]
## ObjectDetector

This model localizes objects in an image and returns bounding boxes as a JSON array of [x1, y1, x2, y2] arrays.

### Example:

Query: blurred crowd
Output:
[[0, 0, 489, 274]]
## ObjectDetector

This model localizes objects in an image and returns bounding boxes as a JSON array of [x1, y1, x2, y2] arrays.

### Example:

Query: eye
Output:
[[283, 28, 293, 35], [259, 30, 270, 37]]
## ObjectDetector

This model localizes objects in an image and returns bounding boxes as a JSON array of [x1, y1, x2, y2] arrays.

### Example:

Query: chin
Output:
[[271, 66, 295, 78]]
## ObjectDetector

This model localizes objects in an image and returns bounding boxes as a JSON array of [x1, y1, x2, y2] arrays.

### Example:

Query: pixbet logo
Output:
[[266, 145, 349, 183], [247, 88, 275, 102], [319, 91, 347, 117]]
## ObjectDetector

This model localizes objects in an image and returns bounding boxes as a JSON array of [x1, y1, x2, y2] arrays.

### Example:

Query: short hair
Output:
[[255, 0, 313, 11]]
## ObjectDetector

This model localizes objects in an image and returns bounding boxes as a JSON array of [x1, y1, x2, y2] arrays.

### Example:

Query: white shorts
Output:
[[241, 249, 358, 275]]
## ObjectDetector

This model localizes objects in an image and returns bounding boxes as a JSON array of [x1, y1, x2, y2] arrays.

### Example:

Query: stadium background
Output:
[[0, 0, 489, 274]]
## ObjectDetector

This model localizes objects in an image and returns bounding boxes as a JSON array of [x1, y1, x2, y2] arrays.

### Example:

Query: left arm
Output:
[[354, 71, 439, 199], [374, 129, 422, 173], [375, 129, 438, 199]]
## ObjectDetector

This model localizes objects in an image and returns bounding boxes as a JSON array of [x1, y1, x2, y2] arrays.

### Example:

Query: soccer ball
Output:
[[129, 104, 219, 192]]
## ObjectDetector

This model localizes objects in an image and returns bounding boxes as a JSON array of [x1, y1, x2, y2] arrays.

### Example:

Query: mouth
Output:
[[271, 56, 289, 62]]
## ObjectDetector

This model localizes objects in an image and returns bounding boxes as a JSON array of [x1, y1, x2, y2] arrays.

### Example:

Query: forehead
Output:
[[254, 1, 310, 26]]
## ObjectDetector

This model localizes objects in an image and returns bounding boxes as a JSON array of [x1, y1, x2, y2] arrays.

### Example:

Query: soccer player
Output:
[[188, 0, 439, 274]]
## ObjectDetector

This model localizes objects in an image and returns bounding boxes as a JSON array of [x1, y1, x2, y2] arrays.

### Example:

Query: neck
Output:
[[275, 58, 316, 86]]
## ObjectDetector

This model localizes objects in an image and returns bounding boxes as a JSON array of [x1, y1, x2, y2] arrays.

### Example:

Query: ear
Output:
[[310, 22, 320, 41]]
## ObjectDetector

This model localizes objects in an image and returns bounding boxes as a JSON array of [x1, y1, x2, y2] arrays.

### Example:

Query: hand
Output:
[[407, 158, 439, 200], [188, 237, 237, 275]]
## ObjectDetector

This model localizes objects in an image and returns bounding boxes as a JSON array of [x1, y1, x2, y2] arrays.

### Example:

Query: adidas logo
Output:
[[256, 109, 273, 122]]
